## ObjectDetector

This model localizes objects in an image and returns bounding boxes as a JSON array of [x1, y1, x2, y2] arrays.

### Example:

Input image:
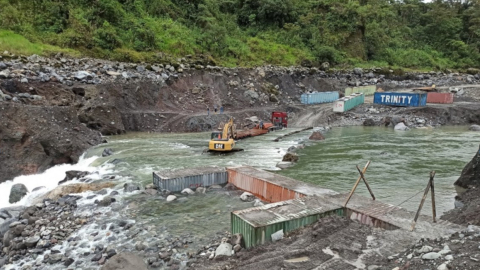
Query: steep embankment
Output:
[[442, 146, 480, 226], [0, 103, 102, 182]]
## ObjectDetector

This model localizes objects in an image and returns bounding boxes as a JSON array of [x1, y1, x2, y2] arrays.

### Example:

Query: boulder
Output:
[[282, 153, 299, 162], [422, 252, 441, 260], [271, 229, 284, 242], [74, 71, 94, 80], [394, 122, 409, 131], [469, 124, 480, 131], [101, 253, 148, 270], [415, 245, 433, 254], [124, 183, 142, 193], [102, 148, 114, 157], [309, 131, 325, 140], [244, 90, 259, 100], [166, 195, 177, 202], [25, 236, 40, 248], [215, 242, 233, 258], [363, 119, 375, 126], [353, 67, 363, 75], [223, 183, 237, 191], [96, 196, 116, 207], [181, 188, 195, 195], [231, 233, 245, 248], [36, 182, 115, 202], [143, 189, 157, 196], [196, 187, 206, 194], [384, 116, 405, 127], [455, 145, 480, 188], [59, 170, 89, 184], [9, 183, 28, 204], [240, 192, 255, 202]]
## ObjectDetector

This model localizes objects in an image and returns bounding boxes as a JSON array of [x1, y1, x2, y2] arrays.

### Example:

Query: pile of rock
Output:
[[0, 196, 97, 268], [387, 225, 480, 270]]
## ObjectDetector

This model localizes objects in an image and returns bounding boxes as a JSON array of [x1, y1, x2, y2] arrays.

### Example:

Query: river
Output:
[[0, 126, 477, 269]]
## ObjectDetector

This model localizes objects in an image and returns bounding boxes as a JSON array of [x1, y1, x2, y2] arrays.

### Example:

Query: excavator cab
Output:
[[210, 131, 224, 140], [208, 118, 236, 152]]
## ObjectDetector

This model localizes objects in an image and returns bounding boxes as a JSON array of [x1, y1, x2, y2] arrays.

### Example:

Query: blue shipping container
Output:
[[373, 92, 427, 107], [301, 91, 339, 105]]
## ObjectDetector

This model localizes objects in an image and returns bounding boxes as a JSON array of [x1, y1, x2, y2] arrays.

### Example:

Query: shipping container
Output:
[[153, 166, 227, 192], [333, 93, 365, 112], [373, 92, 427, 107], [426, 92, 454, 104], [345, 85, 376, 96], [227, 166, 336, 203], [231, 197, 344, 248], [300, 91, 339, 105]]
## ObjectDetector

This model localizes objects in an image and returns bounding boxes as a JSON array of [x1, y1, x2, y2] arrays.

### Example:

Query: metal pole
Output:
[[344, 161, 371, 207], [410, 175, 433, 231], [356, 165, 375, 200], [430, 171, 436, 223]]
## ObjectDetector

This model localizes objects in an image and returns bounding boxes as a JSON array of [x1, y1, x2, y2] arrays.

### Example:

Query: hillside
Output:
[[1, 0, 480, 69]]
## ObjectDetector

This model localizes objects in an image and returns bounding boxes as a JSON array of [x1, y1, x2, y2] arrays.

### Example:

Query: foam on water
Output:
[[0, 155, 115, 208]]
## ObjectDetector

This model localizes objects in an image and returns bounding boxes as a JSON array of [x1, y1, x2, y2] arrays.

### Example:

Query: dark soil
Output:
[[194, 216, 373, 270]]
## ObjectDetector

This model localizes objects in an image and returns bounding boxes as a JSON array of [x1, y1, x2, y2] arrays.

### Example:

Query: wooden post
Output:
[[356, 165, 375, 200], [410, 171, 436, 231], [430, 171, 436, 223], [344, 161, 371, 207]]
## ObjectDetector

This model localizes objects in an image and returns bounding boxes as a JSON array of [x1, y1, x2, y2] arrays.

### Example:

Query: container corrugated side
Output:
[[153, 170, 227, 192], [343, 93, 364, 111], [300, 91, 339, 105], [231, 208, 344, 248], [227, 169, 305, 203], [426, 92, 454, 104], [374, 92, 427, 107], [345, 85, 376, 96]]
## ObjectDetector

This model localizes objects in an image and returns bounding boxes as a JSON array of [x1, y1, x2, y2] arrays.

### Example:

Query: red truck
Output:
[[271, 112, 288, 129]]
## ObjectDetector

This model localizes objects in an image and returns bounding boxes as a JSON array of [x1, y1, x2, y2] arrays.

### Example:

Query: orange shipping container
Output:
[[426, 92, 454, 104], [227, 167, 306, 203]]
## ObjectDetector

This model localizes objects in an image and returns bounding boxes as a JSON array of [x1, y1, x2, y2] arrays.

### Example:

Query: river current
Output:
[[0, 126, 477, 269]]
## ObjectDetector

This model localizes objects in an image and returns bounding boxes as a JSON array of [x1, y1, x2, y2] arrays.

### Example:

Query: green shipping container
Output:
[[345, 85, 376, 96], [231, 197, 344, 248], [333, 93, 365, 112]]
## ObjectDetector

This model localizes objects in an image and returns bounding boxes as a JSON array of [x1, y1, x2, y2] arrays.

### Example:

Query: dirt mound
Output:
[[195, 216, 373, 270], [0, 102, 102, 183]]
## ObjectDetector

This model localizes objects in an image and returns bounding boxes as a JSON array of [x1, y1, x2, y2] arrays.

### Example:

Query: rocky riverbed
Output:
[[0, 168, 268, 270]]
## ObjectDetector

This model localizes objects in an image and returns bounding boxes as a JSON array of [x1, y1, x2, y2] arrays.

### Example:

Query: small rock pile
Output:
[[0, 196, 94, 267], [387, 225, 480, 270]]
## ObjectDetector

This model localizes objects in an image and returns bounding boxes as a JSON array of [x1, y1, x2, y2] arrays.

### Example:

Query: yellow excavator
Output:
[[208, 118, 238, 152]]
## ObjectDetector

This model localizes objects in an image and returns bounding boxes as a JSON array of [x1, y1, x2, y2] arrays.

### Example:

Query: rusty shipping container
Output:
[[231, 197, 344, 248], [227, 166, 336, 203], [426, 92, 454, 104], [153, 166, 227, 192]]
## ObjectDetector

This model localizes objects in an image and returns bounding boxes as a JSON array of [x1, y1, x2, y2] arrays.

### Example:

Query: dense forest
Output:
[[0, 0, 479, 69]]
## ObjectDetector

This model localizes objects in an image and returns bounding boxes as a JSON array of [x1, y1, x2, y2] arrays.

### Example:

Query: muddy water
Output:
[[2, 127, 476, 270], [279, 126, 479, 215], [85, 126, 477, 222]]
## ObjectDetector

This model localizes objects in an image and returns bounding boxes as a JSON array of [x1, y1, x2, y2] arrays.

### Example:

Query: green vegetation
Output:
[[0, 0, 479, 69]]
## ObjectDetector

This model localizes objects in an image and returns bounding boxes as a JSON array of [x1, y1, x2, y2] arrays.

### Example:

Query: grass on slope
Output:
[[0, 30, 80, 57]]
